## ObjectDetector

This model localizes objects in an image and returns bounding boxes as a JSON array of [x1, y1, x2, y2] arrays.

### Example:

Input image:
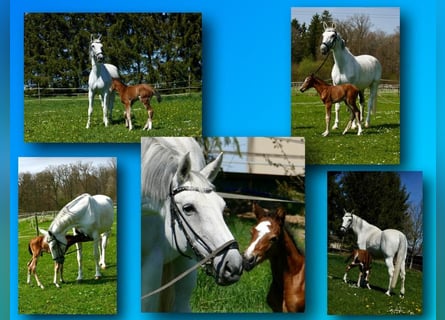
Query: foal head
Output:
[[243, 203, 286, 271], [299, 74, 316, 93]]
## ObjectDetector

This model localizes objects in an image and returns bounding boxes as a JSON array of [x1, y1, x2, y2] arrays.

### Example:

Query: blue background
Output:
[[5, 0, 440, 319]]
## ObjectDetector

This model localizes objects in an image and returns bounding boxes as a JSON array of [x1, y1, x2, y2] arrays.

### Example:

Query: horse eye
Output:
[[270, 236, 278, 243], [183, 204, 195, 214]]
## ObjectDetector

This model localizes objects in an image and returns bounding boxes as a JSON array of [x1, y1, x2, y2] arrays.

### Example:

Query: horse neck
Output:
[[49, 207, 80, 236], [90, 55, 103, 75], [332, 40, 355, 67], [269, 228, 304, 275], [351, 214, 381, 235]]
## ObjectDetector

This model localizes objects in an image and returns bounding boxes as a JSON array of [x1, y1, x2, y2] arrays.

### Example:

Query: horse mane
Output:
[[141, 138, 210, 211], [49, 194, 90, 233]]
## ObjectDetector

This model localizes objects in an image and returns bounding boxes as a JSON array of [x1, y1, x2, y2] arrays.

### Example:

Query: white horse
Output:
[[86, 35, 120, 128], [40, 193, 114, 287], [320, 23, 382, 129], [340, 210, 407, 297], [141, 137, 243, 312]]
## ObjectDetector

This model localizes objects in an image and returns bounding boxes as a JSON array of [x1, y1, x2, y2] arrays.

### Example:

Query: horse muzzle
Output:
[[320, 44, 329, 55], [95, 53, 104, 62], [213, 247, 243, 286]]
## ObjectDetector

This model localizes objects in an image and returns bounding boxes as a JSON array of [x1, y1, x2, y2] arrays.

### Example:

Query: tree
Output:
[[328, 172, 410, 246]]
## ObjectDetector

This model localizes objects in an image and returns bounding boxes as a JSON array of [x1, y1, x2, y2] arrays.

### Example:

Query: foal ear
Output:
[[39, 228, 48, 236], [252, 202, 267, 220], [200, 152, 223, 182], [275, 207, 287, 225]]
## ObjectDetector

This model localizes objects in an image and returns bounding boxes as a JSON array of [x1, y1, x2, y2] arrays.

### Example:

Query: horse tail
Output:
[[391, 233, 408, 289]]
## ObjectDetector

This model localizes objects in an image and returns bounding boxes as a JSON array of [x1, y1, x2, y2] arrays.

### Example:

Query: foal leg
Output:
[[322, 103, 332, 137], [53, 262, 62, 288], [125, 103, 133, 130], [332, 102, 340, 130], [143, 104, 154, 131]]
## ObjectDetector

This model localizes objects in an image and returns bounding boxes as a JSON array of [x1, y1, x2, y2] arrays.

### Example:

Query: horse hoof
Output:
[[95, 276, 101, 280], [322, 131, 329, 137]]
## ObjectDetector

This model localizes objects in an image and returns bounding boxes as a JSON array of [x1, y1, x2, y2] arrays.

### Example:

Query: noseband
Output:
[[47, 234, 67, 264], [321, 31, 338, 51], [169, 185, 239, 276], [341, 212, 353, 232]]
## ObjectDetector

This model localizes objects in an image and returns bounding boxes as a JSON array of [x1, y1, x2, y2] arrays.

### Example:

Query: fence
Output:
[[291, 79, 400, 95], [24, 80, 202, 99]]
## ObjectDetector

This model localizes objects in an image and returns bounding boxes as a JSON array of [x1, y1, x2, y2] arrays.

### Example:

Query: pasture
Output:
[[292, 90, 400, 164], [24, 92, 202, 143], [17, 210, 117, 314], [328, 253, 422, 315], [190, 214, 305, 312]]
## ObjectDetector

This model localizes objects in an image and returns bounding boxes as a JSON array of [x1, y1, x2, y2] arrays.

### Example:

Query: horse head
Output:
[[90, 36, 105, 63], [340, 210, 354, 232], [320, 25, 344, 55], [243, 203, 286, 271], [39, 228, 67, 264], [168, 151, 243, 285]]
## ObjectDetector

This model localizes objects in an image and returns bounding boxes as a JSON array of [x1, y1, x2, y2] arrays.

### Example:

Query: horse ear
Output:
[[175, 152, 192, 185], [332, 23, 336, 29], [200, 152, 223, 182], [275, 207, 286, 225], [323, 22, 328, 30], [252, 202, 269, 220], [97, 33, 102, 41]]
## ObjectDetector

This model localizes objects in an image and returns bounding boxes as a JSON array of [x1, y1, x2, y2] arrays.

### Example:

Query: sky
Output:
[[399, 171, 423, 207], [291, 7, 400, 34], [18, 157, 115, 174]]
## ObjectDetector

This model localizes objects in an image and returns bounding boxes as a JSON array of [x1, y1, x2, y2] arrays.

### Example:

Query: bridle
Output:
[[169, 184, 239, 275], [321, 30, 338, 52], [141, 184, 240, 301], [341, 212, 354, 232], [46, 233, 67, 264]]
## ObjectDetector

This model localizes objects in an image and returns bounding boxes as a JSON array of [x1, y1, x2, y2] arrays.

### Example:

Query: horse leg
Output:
[[322, 103, 331, 136], [143, 104, 154, 131], [399, 259, 406, 297], [93, 238, 102, 279], [124, 103, 133, 130], [343, 264, 352, 283], [87, 90, 94, 128], [365, 270, 371, 290], [332, 102, 340, 130], [99, 232, 109, 269], [384, 257, 395, 296], [53, 262, 62, 288], [101, 93, 109, 127], [366, 82, 379, 127], [75, 242, 84, 281], [342, 103, 354, 135]]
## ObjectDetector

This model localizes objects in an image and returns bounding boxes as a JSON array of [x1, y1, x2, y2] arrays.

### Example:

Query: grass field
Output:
[[292, 91, 400, 164], [328, 252, 422, 315], [24, 92, 202, 143], [190, 214, 305, 312], [17, 211, 117, 314]]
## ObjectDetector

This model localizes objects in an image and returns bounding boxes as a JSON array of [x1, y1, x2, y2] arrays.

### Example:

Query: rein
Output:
[[141, 239, 238, 301], [313, 51, 331, 75], [141, 184, 240, 301]]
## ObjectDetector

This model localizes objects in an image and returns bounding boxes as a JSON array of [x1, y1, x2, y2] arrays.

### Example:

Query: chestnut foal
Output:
[[243, 203, 305, 312], [111, 78, 161, 131], [343, 249, 372, 289], [299, 74, 363, 136], [27, 232, 92, 289]]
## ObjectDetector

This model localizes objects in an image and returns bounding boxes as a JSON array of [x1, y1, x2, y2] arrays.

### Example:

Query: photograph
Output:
[[17, 157, 117, 314], [24, 13, 202, 142], [141, 137, 305, 312], [291, 8, 400, 164], [327, 171, 423, 315]]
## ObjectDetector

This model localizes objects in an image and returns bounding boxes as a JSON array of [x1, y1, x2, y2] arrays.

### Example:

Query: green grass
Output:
[[18, 211, 117, 314], [24, 93, 202, 143], [190, 215, 305, 312], [292, 91, 400, 164], [328, 253, 422, 315]]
